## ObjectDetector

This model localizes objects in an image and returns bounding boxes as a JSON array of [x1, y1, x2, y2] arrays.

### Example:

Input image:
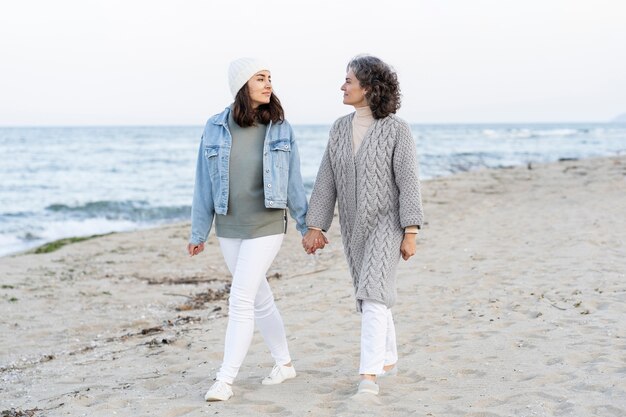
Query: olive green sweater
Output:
[[214, 113, 285, 238]]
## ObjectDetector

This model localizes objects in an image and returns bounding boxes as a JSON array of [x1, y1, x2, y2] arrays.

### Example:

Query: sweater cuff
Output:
[[404, 225, 419, 234]]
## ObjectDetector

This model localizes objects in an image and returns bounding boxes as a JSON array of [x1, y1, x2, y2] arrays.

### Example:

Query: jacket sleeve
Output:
[[189, 136, 215, 244], [393, 121, 424, 229], [306, 135, 337, 232], [286, 126, 309, 236]]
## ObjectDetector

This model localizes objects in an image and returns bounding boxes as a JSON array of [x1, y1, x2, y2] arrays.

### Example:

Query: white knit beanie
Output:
[[228, 57, 270, 98]]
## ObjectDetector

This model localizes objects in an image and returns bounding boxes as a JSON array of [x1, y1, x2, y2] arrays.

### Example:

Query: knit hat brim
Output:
[[228, 57, 270, 98]]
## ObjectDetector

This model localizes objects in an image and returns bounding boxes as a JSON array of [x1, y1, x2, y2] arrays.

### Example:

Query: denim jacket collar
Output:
[[212, 106, 231, 127]]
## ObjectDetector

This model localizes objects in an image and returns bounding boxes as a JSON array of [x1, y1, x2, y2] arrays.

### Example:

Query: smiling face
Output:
[[341, 68, 368, 108], [247, 70, 272, 109]]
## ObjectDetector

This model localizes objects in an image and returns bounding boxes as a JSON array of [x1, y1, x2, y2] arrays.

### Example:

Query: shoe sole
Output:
[[261, 373, 296, 385], [204, 390, 233, 401], [357, 388, 379, 395], [356, 381, 379, 395], [205, 394, 232, 401]]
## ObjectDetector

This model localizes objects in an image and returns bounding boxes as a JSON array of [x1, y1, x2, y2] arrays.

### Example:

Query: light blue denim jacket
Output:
[[190, 106, 308, 244]]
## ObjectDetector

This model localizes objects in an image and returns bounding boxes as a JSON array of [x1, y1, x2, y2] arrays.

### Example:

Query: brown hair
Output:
[[232, 83, 285, 127], [348, 55, 401, 119]]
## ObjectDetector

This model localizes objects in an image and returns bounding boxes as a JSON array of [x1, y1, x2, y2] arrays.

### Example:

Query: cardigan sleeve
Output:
[[306, 139, 337, 232], [393, 121, 424, 229]]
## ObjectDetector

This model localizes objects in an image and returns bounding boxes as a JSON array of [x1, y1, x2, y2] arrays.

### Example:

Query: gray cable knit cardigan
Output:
[[306, 113, 424, 311]]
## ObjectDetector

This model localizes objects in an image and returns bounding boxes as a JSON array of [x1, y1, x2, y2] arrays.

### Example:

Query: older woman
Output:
[[303, 55, 424, 396]]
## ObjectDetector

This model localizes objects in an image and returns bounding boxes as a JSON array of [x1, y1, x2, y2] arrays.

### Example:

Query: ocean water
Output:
[[1, 123, 625, 256]]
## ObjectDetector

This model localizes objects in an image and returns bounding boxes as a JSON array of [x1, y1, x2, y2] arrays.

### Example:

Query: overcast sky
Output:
[[1, 0, 625, 126]]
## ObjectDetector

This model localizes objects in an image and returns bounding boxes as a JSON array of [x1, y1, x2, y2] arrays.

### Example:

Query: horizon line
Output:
[[0, 120, 623, 128]]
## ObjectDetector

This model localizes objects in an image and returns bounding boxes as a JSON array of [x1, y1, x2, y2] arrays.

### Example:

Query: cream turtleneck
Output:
[[352, 105, 374, 154]]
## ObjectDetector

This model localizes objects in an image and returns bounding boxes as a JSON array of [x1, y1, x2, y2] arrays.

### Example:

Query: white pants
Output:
[[215, 234, 291, 384], [359, 300, 398, 375]]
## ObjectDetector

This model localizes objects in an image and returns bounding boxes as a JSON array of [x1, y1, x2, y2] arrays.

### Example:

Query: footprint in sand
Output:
[[311, 358, 341, 368], [313, 385, 336, 395], [251, 404, 288, 414], [456, 368, 487, 377], [432, 394, 463, 401], [162, 407, 202, 417], [591, 405, 626, 417]]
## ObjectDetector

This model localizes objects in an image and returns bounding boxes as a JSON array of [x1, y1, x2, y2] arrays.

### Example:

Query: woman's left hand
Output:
[[400, 234, 417, 260], [302, 229, 328, 254]]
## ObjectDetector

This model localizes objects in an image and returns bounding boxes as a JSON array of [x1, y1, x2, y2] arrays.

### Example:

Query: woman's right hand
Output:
[[188, 242, 205, 257], [302, 229, 329, 254]]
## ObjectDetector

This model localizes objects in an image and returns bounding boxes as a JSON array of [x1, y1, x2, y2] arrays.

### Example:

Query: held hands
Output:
[[400, 233, 417, 261], [302, 229, 329, 254], [187, 242, 205, 257]]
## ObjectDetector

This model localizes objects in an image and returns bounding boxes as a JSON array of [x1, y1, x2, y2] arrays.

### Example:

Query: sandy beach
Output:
[[1, 156, 625, 417]]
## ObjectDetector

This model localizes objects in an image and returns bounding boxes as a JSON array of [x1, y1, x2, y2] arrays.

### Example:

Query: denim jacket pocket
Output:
[[269, 139, 291, 170], [204, 146, 220, 179]]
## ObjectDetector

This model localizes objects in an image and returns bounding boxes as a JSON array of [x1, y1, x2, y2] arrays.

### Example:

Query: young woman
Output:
[[188, 57, 308, 401], [302, 55, 424, 396]]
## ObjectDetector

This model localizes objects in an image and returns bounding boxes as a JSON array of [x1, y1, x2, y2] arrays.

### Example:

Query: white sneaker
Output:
[[204, 380, 233, 401], [356, 379, 379, 395], [261, 364, 297, 385]]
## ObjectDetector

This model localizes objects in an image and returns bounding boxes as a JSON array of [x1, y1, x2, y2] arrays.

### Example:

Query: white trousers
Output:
[[359, 300, 398, 375], [215, 234, 291, 384]]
